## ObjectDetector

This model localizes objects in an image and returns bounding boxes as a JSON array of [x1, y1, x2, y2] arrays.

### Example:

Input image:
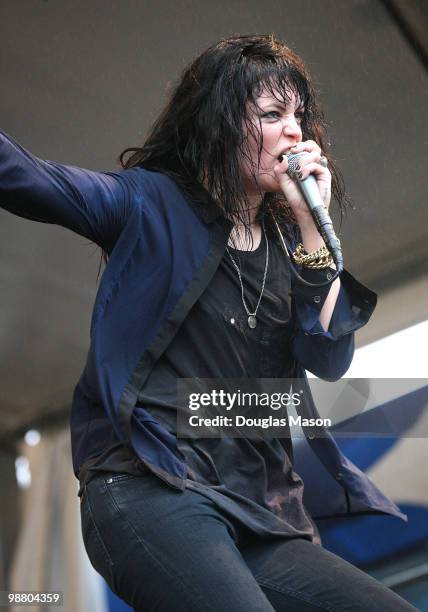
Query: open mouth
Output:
[[277, 148, 294, 162]]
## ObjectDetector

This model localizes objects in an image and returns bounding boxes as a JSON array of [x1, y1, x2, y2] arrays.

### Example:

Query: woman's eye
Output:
[[262, 111, 280, 119], [262, 111, 305, 123]]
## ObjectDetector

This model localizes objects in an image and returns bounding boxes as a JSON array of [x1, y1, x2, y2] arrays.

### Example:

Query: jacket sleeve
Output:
[[287, 225, 377, 382], [0, 130, 142, 253]]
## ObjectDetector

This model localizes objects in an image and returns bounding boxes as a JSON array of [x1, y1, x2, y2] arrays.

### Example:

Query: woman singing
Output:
[[0, 34, 415, 611]]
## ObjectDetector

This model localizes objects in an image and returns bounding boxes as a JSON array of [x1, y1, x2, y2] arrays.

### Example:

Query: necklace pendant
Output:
[[248, 315, 257, 329]]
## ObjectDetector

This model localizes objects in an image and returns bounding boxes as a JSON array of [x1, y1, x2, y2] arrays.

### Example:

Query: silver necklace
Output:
[[226, 219, 269, 329]]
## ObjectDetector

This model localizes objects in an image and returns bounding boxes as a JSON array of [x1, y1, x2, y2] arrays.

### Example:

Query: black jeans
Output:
[[80, 470, 416, 612]]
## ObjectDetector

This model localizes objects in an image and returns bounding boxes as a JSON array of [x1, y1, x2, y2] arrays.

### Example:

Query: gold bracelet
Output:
[[292, 243, 334, 269]]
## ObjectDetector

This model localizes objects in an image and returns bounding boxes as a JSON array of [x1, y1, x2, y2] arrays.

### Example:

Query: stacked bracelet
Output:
[[292, 242, 336, 269]]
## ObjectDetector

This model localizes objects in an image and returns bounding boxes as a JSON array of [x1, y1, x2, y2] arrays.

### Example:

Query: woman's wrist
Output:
[[296, 215, 326, 252], [295, 220, 338, 271]]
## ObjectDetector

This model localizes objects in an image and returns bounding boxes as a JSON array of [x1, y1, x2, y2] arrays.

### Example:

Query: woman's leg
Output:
[[80, 471, 275, 611], [241, 536, 418, 612]]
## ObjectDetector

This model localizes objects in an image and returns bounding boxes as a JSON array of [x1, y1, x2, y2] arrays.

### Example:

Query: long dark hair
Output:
[[99, 34, 350, 269]]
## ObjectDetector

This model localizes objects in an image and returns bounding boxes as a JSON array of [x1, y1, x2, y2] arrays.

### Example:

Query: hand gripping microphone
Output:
[[286, 151, 343, 273]]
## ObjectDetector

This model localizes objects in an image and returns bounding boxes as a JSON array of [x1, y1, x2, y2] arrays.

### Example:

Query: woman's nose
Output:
[[281, 116, 301, 137]]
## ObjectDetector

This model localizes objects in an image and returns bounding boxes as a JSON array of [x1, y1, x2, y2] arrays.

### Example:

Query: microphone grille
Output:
[[286, 151, 308, 177]]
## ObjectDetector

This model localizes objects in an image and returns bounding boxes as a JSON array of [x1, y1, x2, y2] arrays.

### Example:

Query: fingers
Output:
[[275, 147, 330, 180], [289, 140, 321, 155], [281, 149, 325, 180], [275, 142, 329, 183], [297, 161, 331, 181], [277, 140, 322, 165], [301, 162, 332, 210]]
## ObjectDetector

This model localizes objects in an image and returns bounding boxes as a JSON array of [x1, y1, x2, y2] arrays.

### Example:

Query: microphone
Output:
[[285, 151, 343, 273]]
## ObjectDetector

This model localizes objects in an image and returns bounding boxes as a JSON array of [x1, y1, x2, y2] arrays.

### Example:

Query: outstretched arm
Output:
[[0, 130, 142, 253]]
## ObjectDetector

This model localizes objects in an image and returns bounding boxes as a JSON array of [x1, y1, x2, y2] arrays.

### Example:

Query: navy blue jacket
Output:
[[0, 131, 406, 522]]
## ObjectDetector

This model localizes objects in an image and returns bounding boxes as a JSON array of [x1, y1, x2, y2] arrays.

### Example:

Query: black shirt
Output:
[[78, 224, 320, 543]]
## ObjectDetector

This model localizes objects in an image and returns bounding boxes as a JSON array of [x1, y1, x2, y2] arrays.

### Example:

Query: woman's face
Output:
[[240, 85, 304, 197]]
